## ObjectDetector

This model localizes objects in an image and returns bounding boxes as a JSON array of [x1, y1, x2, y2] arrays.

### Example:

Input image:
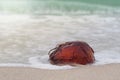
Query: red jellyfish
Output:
[[48, 41, 95, 65]]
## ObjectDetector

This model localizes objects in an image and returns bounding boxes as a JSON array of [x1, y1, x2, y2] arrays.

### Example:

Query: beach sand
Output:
[[0, 64, 120, 80]]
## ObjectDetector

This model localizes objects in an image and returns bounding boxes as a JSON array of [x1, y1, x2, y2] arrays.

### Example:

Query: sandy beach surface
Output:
[[0, 64, 120, 80]]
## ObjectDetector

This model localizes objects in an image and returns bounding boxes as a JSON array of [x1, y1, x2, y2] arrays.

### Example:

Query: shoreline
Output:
[[0, 63, 120, 80]]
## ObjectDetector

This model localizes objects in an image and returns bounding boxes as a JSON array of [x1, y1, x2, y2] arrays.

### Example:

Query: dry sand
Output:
[[0, 64, 120, 80]]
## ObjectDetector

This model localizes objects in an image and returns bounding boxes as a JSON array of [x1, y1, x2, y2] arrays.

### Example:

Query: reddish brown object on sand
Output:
[[49, 41, 95, 65]]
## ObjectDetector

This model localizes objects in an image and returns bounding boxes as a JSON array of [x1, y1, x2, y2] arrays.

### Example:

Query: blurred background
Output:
[[0, 0, 120, 15]]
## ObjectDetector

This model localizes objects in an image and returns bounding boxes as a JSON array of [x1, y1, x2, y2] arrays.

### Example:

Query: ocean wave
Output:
[[0, 0, 120, 15]]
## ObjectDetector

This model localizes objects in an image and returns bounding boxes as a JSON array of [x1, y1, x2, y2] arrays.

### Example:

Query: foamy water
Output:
[[0, 14, 120, 69]]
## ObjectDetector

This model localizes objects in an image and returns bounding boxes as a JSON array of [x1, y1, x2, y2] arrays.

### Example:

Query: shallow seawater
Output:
[[0, 0, 120, 70], [0, 14, 120, 69]]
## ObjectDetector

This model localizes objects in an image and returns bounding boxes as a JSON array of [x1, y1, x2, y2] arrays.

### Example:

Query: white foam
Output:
[[0, 51, 120, 70], [28, 50, 120, 69], [0, 14, 120, 70], [28, 51, 120, 69], [28, 55, 74, 70], [94, 50, 120, 65], [0, 55, 74, 70]]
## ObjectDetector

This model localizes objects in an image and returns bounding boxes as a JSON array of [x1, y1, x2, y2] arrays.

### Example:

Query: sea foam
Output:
[[28, 55, 74, 70], [0, 14, 120, 70], [28, 50, 120, 69], [94, 50, 120, 65], [0, 50, 120, 70]]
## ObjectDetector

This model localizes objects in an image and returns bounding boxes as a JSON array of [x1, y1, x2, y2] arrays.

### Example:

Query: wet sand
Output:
[[0, 64, 120, 80]]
